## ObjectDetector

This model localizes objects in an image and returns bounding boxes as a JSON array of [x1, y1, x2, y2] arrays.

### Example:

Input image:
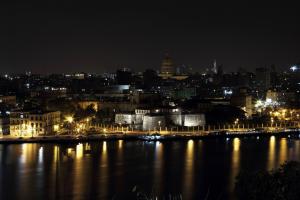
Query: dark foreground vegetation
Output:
[[235, 161, 300, 200]]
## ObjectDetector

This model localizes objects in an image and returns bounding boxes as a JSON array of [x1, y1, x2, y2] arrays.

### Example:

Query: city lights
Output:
[[290, 65, 298, 72], [2, 2, 300, 200], [65, 116, 74, 123]]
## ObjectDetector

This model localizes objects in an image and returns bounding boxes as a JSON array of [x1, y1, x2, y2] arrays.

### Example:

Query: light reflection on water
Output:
[[76, 143, 83, 159], [153, 141, 163, 194], [279, 138, 287, 164], [100, 141, 108, 199], [230, 138, 241, 191], [267, 136, 276, 170], [0, 137, 299, 200], [73, 143, 85, 200], [183, 139, 195, 198]]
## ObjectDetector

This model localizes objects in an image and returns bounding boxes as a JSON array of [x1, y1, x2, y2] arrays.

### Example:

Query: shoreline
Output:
[[0, 131, 300, 144]]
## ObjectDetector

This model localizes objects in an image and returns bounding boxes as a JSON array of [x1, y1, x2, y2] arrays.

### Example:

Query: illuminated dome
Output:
[[160, 54, 174, 78]]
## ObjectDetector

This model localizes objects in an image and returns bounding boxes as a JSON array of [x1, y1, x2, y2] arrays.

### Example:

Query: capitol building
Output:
[[159, 54, 189, 80]]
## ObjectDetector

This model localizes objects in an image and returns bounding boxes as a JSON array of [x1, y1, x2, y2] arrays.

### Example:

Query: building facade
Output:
[[142, 114, 166, 131], [0, 112, 10, 135], [10, 110, 61, 136], [0, 95, 16, 106], [170, 113, 206, 127]]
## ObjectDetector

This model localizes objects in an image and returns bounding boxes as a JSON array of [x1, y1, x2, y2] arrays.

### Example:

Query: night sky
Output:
[[2, 1, 300, 74]]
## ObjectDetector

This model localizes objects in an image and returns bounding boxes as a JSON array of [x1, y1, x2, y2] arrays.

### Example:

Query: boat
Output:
[[138, 133, 163, 141]]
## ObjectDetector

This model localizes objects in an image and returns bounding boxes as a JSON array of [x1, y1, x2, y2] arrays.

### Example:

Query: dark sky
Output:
[[2, 0, 300, 74]]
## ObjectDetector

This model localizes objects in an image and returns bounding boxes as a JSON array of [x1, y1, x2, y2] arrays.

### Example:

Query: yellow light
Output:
[[233, 138, 240, 152], [282, 109, 287, 113], [65, 116, 74, 123], [103, 128, 107, 132], [118, 140, 123, 149], [67, 148, 73, 155], [103, 141, 107, 152], [54, 125, 59, 131], [76, 143, 83, 159]]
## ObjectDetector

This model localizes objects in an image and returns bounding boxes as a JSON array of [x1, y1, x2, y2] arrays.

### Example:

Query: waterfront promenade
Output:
[[1, 126, 299, 143]]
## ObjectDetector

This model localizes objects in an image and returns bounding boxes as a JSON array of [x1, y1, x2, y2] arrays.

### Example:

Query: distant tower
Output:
[[160, 54, 174, 79], [212, 59, 217, 74]]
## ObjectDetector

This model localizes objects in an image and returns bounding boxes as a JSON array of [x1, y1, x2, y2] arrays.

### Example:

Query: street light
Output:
[[86, 118, 90, 130], [158, 121, 161, 133], [65, 116, 74, 123], [234, 118, 239, 130], [271, 117, 274, 127]]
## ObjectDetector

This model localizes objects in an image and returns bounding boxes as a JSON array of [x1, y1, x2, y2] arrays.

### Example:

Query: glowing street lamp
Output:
[[158, 121, 161, 133], [234, 118, 239, 124], [234, 118, 239, 129], [86, 118, 90, 130], [65, 116, 74, 123], [271, 117, 274, 127]]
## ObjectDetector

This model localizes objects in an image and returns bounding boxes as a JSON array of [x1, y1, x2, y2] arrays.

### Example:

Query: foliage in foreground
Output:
[[235, 161, 300, 200]]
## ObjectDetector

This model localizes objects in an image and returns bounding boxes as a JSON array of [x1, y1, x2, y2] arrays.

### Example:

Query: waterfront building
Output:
[[10, 110, 61, 136], [231, 94, 254, 117], [142, 114, 166, 131], [0, 111, 10, 135], [170, 113, 206, 127], [115, 113, 136, 125], [183, 114, 205, 127]]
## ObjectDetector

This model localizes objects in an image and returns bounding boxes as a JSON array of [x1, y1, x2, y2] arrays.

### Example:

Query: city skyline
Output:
[[3, 1, 300, 74], [2, 2, 300, 200]]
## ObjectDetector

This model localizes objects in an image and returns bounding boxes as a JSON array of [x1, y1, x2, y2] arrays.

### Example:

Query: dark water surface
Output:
[[0, 137, 300, 200]]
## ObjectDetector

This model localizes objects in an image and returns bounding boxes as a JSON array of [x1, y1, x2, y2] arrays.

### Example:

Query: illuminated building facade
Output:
[[0, 95, 16, 106], [0, 112, 10, 135], [231, 95, 253, 117], [142, 114, 166, 131], [170, 113, 206, 127], [78, 100, 99, 111], [10, 110, 61, 136], [115, 113, 136, 125]]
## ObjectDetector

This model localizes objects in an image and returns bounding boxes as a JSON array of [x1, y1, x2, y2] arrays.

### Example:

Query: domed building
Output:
[[159, 54, 175, 79]]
